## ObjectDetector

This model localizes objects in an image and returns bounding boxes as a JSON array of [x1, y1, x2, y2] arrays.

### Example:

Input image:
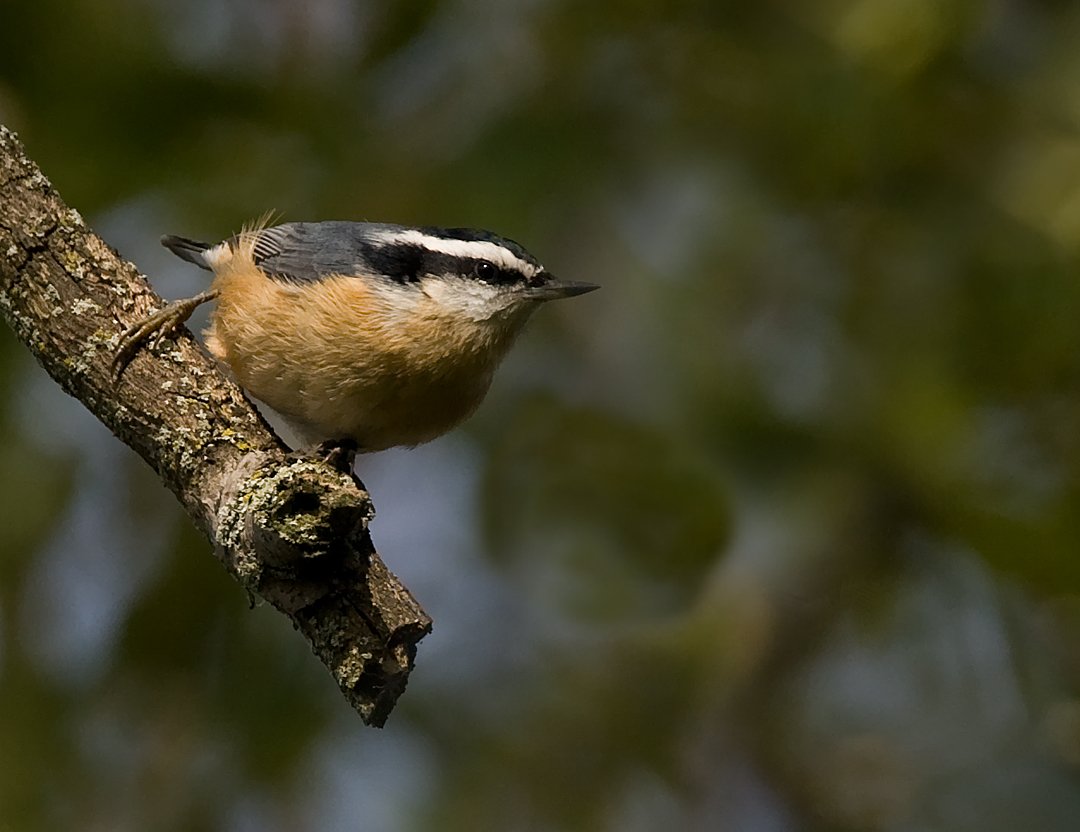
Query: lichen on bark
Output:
[[0, 124, 430, 727]]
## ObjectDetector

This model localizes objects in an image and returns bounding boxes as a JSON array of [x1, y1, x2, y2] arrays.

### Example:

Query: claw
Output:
[[316, 438, 359, 473], [113, 289, 219, 376]]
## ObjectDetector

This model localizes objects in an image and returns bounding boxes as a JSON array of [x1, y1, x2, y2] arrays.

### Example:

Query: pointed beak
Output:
[[527, 278, 601, 301]]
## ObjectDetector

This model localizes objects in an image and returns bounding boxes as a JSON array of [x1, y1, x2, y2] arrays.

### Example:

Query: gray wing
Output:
[[243, 221, 416, 284]]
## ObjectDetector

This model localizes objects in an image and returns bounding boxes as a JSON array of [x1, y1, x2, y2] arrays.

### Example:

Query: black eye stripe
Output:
[[361, 242, 424, 282], [416, 251, 525, 284]]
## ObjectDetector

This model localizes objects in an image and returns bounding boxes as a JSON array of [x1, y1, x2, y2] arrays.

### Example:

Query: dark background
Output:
[[4, 1, 1080, 829]]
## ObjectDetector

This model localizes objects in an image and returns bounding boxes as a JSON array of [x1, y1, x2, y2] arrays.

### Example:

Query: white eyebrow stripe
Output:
[[376, 229, 541, 277]]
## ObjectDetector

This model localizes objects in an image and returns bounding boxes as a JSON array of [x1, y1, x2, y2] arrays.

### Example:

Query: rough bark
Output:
[[0, 124, 431, 727]]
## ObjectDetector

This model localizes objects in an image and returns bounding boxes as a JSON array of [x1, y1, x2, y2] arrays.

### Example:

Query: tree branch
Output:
[[0, 125, 431, 727]]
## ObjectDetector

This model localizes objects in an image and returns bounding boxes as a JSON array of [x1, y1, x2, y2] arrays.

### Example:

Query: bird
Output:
[[115, 220, 598, 454]]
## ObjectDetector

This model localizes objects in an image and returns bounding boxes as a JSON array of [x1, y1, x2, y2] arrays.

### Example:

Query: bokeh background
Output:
[[5, 0, 1080, 829]]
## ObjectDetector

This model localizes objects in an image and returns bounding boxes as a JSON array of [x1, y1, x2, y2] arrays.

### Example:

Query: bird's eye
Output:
[[474, 261, 497, 282]]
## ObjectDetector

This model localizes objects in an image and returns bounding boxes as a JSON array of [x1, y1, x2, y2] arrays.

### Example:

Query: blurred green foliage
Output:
[[482, 397, 730, 618], [5, 0, 1080, 830]]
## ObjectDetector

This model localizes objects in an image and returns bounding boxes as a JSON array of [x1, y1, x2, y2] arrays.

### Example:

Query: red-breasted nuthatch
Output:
[[116, 221, 598, 452]]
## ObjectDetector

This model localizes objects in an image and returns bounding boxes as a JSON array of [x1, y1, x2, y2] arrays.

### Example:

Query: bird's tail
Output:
[[161, 235, 213, 270]]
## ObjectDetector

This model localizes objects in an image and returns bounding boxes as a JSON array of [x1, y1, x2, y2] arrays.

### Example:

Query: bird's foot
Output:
[[113, 289, 219, 376], [314, 438, 359, 474]]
